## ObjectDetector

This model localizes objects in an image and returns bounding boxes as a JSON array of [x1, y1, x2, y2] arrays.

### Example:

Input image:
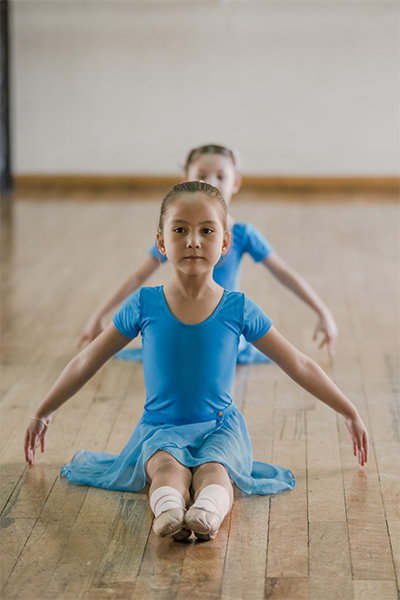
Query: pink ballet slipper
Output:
[[152, 507, 191, 541], [184, 506, 222, 541]]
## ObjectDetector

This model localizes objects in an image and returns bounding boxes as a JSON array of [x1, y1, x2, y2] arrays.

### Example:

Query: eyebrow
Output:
[[170, 219, 218, 225]]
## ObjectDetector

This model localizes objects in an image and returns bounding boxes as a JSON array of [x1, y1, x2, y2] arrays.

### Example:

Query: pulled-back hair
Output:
[[158, 181, 228, 233], [184, 144, 240, 174]]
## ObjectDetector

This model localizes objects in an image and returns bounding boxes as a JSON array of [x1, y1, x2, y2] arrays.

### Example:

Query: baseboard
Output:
[[241, 175, 399, 193], [13, 174, 400, 195], [14, 174, 178, 191]]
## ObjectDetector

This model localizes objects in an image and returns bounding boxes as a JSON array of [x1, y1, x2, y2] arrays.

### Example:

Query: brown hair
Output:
[[184, 144, 238, 174], [158, 181, 228, 233]]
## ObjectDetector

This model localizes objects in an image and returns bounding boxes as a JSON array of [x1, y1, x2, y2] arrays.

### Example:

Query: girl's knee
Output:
[[146, 450, 186, 478], [193, 462, 233, 497], [194, 461, 229, 478]]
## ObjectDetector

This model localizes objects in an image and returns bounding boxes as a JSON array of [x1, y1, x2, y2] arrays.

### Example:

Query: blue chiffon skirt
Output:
[[116, 337, 272, 365], [61, 403, 294, 496]]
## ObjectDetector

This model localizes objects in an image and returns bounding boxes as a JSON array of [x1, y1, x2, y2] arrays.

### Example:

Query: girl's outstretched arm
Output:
[[78, 255, 159, 348], [25, 324, 131, 466], [252, 326, 368, 466], [262, 253, 338, 357]]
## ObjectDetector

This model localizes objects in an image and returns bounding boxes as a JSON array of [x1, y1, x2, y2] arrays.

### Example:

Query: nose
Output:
[[186, 233, 201, 248], [205, 175, 218, 188]]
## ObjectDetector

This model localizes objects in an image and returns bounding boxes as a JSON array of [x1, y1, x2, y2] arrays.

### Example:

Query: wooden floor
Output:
[[1, 192, 399, 600]]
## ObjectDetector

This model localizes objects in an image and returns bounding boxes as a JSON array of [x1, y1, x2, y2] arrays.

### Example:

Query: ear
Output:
[[232, 175, 242, 195], [156, 232, 166, 256], [221, 231, 232, 255]]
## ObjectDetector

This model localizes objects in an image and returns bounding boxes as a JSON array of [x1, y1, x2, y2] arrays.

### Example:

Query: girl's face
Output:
[[157, 193, 231, 277], [185, 154, 242, 205]]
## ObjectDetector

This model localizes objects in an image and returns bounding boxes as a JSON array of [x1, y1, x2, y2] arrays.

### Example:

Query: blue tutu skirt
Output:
[[61, 403, 294, 496], [116, 337, 272, 365]]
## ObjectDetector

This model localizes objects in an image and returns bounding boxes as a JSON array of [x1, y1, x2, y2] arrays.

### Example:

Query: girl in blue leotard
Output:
[[78, 144, 338, 362], [26, 181, 367, 542]]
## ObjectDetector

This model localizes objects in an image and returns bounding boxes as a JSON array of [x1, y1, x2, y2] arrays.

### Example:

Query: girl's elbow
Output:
[[71, 349, 93, 378], [289, 353, 310, 381]]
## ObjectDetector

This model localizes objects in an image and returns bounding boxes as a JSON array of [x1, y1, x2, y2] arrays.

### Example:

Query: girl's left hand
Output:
[[24, 416, 52, 466], [344, 414, 369, 467], [313, 313, 338, 357]]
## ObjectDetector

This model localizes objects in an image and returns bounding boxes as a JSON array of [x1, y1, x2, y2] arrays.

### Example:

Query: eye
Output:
[[173, 227, 185, 233], [202, 228, 214, 234], [217, 175, 225, 181]]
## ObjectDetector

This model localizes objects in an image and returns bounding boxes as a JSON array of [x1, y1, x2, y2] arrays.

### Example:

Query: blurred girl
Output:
[[78, 144, 338, 363]]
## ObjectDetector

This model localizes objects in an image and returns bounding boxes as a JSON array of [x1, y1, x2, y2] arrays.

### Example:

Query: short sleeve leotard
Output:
[[61, 287, 295, 496], [116, 222, 274, 364]]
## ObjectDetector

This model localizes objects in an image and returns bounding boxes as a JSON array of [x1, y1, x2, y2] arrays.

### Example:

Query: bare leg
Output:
[[146, 451, 192, 540], [147, 450, 192, 506], [192, 461, 233, 506], [186, 462, 234, 540]]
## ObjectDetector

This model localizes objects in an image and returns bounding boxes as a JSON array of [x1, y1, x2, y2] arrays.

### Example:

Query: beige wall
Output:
[[11, 1, 399, 176]]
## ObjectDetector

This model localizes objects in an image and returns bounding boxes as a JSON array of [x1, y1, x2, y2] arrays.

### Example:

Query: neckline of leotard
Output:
[[159, 286, 227, 327]]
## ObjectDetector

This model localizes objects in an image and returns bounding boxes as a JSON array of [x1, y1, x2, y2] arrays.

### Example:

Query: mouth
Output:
[[184, 256, 203, 260]]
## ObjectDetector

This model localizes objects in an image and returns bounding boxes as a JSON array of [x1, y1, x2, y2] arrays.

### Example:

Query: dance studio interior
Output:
[[0, 2, 398, 599]]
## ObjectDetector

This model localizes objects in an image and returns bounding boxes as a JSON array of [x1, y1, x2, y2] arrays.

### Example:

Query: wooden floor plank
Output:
[[347, 518, 395, 581], [307, 407, 347, 523], [352, 580, 398, 600], [0, 369, 95, 517], [220, 494, 269, 600], [42, 521, 114, 599], [374, 442, 400, 523], [1, 518, 73, 600], [337, 425, 386, 521], [309, 578, 353, 600], [264, 578, 309, 600], [75, 487, 123, 526], [266, 441, 308, 578], [132, 528, 188, 600], [2, 382, 119, 522], [88, 494, 152, 594], [0, 517, 35, 589], [363, 380, 399, 444], [309, 522, 353, 600], [387, 520, 399, 583], [176, 526, 229, 600]]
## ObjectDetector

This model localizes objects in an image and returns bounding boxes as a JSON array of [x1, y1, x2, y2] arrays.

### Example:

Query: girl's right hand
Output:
[[77, 316, 106, 349], [24, 416, 52, 466]]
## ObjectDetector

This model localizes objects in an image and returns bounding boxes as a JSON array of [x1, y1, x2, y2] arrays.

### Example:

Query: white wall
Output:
[[11, 1, 399, 176]]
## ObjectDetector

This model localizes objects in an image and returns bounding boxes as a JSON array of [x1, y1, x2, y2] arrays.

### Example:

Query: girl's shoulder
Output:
[[139, 285, 163, 296], [136, 285, 164, 307], [232, 221, 262, 237], [220, 289, 246, 312], [121, 285, 163, 311], [118, 286, 165, 325], [113, 287, 162, 337], [221, 290, 273, 338], [230, 222, 274, 260], [224, 289, 270, 316], [224, 290, 263, 312]]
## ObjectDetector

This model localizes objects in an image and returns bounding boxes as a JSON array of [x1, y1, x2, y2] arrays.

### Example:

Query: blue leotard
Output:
[[61, 287, 295, 496], [116, 222, 274, 364]]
